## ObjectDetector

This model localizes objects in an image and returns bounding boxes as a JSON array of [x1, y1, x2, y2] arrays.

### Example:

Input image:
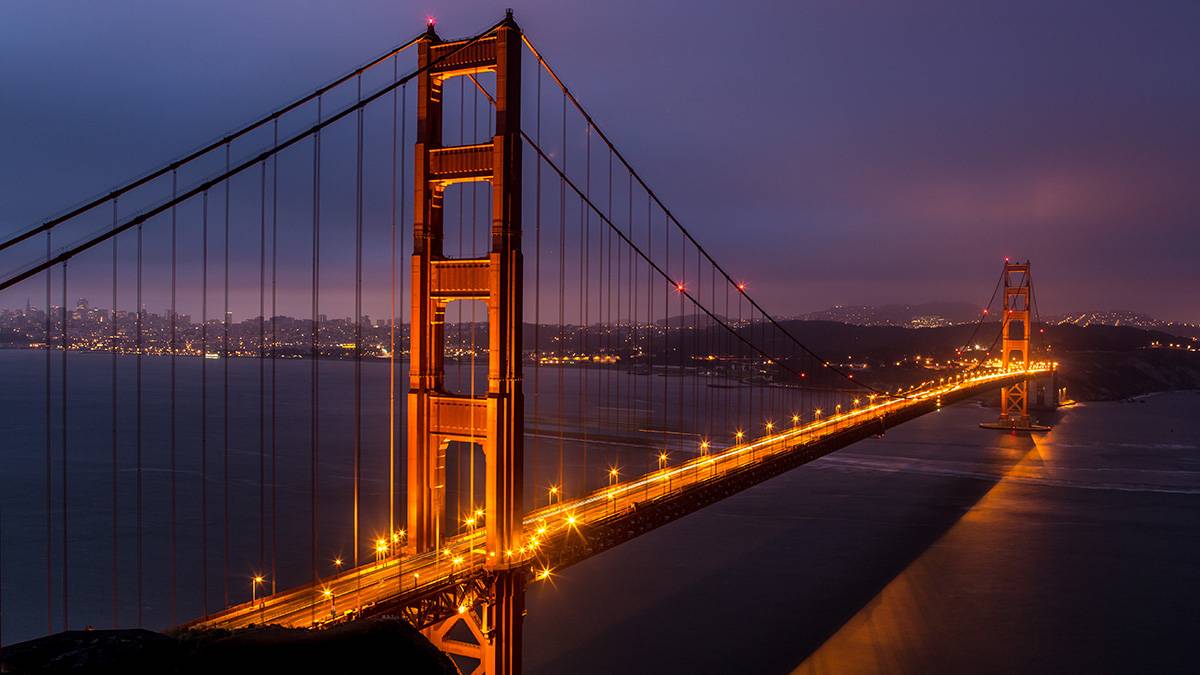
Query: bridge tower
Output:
[[408, 13, 523, 564], [997, 260, 1032, 426], [407, 13, 525, 675]]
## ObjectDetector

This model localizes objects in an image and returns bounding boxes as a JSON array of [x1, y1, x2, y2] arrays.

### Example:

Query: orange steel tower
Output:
[[407, 14, 523, 564], [998, 261, 1032, 425]]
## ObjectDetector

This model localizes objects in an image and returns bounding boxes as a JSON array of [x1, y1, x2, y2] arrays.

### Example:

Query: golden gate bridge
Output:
[[0, 12, 1054, 674]]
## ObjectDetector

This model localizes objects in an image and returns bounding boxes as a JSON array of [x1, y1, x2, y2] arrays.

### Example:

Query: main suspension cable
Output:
[[0, 32, 427, 253], [521, 34, 897, 399]]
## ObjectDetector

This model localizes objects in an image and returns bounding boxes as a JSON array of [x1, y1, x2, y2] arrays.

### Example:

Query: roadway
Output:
[[186, 365, 1051, 631]]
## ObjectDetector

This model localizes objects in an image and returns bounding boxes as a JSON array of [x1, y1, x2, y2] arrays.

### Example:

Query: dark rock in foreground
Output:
[[1, 619, 456, 674]]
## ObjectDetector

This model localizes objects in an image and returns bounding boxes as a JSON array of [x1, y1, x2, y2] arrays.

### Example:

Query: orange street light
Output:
[[322, 587, 335, 617]]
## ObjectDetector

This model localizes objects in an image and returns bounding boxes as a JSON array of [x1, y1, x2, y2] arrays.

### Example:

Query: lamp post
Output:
[[658, 451, 669, 493], [252, 575, 264, 623], [394, 529, 407, 593], [608, 467, 619, 514], [548, 485, 559, 507], [322, 587, 335, 619], [464, 516, 478, 565]]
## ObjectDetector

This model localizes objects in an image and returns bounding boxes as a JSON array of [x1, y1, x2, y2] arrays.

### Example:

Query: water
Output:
[[523, 391, 1200, 674], [0, 347, 800, 644], [2, 348, 1197, 673]]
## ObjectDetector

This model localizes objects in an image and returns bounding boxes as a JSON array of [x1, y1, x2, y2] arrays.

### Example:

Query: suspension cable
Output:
[[0, 33, 427, 253], [521, 33, 898, 399], [1, 18, 509, 293], [524, 130, 841, 390]]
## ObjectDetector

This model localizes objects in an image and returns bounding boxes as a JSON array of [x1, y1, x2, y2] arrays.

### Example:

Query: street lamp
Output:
[[394, 529, 407, 592], [548, 484, 559, 507], [374, 537, 389, 564], [252, 575, 265, 622], [658, 451, 670, 492], [608, 466, 619, 487], [322, 587, 335, 618]]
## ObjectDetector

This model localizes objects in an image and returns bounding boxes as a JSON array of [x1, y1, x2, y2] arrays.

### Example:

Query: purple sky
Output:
[[2, 1, 1197, 322]]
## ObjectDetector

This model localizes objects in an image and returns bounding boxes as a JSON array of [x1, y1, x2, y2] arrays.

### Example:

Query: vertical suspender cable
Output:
[[201, 190, 209, 616], [354, 74, 363, 570], [110, 201, 119, 628], [607, 151, 614, 444], [630, 176, 637, 433], [45, 231, 52, 634], [270, 120, 279, 594], [398, 83, 407, 532], [170, 173, 178, 624], [61, 261, 68, 629], [533, 56, 542, 484], [456, 76, 464, 526], [662, 211, 668, 454], [135, 209, 144, 625], [222, 144, 230, 609], [557, 91, 565, 495], [582, 124, 590, 485], [311, 97, 322, 622], [389, 55, 398, 539], [469, 70, 478, 514], [259, 159, 267, 579], [645, 196, 652, 459]]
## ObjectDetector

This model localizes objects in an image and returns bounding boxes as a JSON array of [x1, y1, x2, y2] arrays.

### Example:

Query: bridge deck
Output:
[[184, 367, 1049, 632]]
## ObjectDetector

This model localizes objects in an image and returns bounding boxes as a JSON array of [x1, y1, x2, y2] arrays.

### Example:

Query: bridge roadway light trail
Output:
[[192, 368, 1050, 631]]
